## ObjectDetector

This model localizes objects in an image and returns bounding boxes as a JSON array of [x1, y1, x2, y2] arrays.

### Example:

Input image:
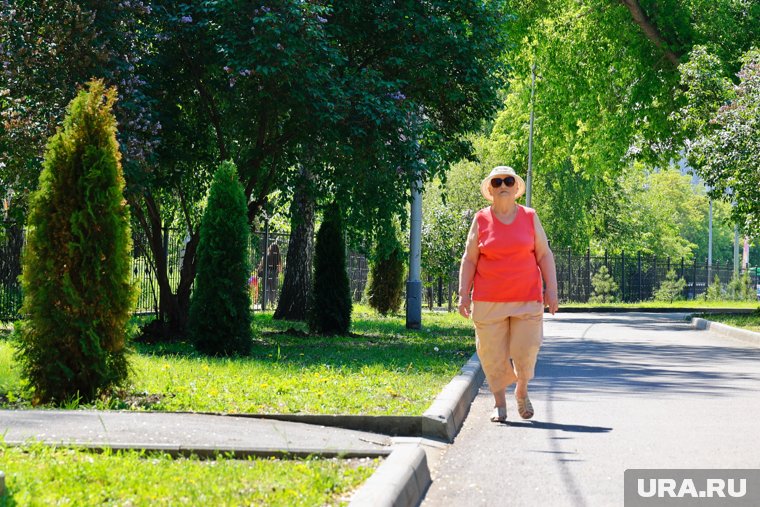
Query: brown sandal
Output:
[[490, 406, 507, 423], [516, 396, 534, 419]]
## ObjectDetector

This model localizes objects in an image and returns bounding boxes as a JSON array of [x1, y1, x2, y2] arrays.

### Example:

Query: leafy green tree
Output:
[[2, 0, 523, 335], [422, 153, 488, 281], [485, 0, 758, 251], [589, 266, 618, 303], [367, 227, 405, 316], [0, 0, 156, 220], [132, 0, 510, 333], [685, 50, 760, 234], [653, 270, 687, 303], [189, 161, 252, 356], [15, 80, 135, 402], [308, 203, 351, 335]]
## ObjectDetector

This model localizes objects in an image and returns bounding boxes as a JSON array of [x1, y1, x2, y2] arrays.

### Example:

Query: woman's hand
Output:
[[458, 294, 472, 319], [544, 289, 558, 315]]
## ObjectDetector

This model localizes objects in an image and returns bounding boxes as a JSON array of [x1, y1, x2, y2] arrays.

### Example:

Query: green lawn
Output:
[[0, 306, 476, 415], [0, 443, 377, 506], [697, 312, 760, 332]]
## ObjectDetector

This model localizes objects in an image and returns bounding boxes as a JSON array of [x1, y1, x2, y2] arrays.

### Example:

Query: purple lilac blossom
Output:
[[180, 15, 192, 23]]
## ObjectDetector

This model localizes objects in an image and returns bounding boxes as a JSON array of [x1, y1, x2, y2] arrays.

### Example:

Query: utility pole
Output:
[[733, 223, 739, 274], [406, 174, 422, 329], [526, 64, 536, 207], [708, 199, 713, 280]]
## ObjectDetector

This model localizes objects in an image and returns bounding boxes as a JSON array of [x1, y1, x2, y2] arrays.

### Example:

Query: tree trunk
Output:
[[273, 168, 315, 321], [619, 0, 681, 66], [132, 192, 197, 338]]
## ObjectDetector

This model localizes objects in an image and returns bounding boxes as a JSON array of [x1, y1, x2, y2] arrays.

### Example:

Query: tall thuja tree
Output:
[[15, 80, 135, 403], [367, 224, 405, 316], [308, 202, 351, 335], [189, 161, 252, 356]]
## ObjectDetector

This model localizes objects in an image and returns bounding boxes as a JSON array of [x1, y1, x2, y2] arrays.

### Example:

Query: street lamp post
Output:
[[406, 174, 423, 329], [708, 199, 713, 280]]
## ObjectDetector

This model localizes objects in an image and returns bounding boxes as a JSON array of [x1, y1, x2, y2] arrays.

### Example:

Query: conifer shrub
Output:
[[15, 80, 136, 403], [189, 161, 252, 356], [367, 233, 406, 316], [589, 265, 618, 303], [653, 269, 687, 303], [308, 203, 352, 334], [704, 275, 724, 301], [726, 272, 755, 301]]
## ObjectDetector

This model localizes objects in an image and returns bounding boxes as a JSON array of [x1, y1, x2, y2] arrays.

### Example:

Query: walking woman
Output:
[[458, 166, 558, 422]]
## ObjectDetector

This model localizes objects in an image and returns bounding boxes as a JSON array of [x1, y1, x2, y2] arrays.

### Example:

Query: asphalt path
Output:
[[422, 312, 760, 506]]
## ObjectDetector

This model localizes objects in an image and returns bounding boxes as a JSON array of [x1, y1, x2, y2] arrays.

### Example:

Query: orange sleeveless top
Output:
[[472, 206, 543, 303]]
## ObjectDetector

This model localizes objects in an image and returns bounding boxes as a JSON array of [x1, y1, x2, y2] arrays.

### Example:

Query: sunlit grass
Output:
[[0, 442, 378, 506], [0, 306, 476, 415]]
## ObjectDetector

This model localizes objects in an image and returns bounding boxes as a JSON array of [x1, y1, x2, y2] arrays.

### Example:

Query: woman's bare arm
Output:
[[534, 214, 558, 314], [458, 217, 480, 318]]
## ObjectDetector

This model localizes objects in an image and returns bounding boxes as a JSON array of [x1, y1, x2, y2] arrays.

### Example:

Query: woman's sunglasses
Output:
[[490, 176, 516, 188]]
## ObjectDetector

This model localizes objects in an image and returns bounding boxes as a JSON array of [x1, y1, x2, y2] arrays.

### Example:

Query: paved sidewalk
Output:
[[0, 410, 391, 458], [422, 312, 760, 506]]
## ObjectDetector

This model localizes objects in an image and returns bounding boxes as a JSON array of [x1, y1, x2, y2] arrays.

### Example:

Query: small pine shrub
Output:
[[189, 161, 252, 356], [726, 272, 755, 301], [589, 265, 618, 303], [15, 80, 136, 403], [704, 274, 724, 301], [367, 244, 406, 316], [653, 270, 686, 303], [308, 203, 352, 334]]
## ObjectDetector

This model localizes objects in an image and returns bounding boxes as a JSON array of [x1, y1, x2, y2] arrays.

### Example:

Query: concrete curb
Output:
[[348, 353, 484, 507], [349, 445, 430, 507], [421, 352, 484, 442], [691, 317, 760, 346], [236, 352, 485, 443]]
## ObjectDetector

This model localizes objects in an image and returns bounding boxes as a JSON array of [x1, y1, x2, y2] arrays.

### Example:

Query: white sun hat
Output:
[[480, 166, 526, 201]]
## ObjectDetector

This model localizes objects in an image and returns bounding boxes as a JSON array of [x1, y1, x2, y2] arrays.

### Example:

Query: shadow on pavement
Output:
[[534, 335, 760, 397], [550, 314, 693, 332], [504, 420, 612, 433]]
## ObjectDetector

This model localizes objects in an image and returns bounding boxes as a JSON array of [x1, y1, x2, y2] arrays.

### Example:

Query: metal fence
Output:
[[424, 250, 759, 306], [2, 222, 758, 320], [0, 224, 23, 321], [554, 250, 758, 302], [1, 225, 371, 320]]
